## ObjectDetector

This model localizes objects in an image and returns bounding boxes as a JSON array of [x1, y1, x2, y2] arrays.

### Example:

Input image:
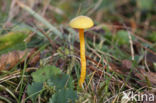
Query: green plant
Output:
[[0, 31, 29, 51], [26, 65, 77, 103], [49, 88, 77, 103], [115, 30, 134, 46]]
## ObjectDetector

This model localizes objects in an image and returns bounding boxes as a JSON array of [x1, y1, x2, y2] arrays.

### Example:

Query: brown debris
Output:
[[0, 49, 40, 71], [87, 55, 156, 87], [135, 69, 156, 87], [121, 59, 132, 70]]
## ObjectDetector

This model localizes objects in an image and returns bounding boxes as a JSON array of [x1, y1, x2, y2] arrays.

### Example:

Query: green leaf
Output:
[[47, 73, 73, 90], [49, 88, 78, 103], [147, 31, 156, 42], [32, 65, 61, 82], [115, 30, 134, 46], [137, 0, 155, 10], [0, 31, 29, 51], [27, 82, 43, 101], [0, 43, 25, 55]]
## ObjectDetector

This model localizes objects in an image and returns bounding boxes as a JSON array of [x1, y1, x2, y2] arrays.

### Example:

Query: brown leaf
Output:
[[0, 49, 40, 71], [28, 49, 40, 66], [0, 51, 25, 71]]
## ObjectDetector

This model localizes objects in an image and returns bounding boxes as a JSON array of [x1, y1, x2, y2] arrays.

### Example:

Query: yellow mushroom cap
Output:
[[69, 16, 94, 29]]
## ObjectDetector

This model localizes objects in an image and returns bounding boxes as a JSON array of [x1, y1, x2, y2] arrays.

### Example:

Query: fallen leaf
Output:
[[0, 49, 40, 71]]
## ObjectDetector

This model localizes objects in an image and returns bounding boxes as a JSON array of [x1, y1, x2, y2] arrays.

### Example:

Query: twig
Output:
[[144, 51, 150, 72], [48, 5, 65, 15], [0, 67, 37, 83], [41, 0, 50, 16], [37, 27, 56, 48], [138, 43, 156, 56], [123, 24, 135, 61]]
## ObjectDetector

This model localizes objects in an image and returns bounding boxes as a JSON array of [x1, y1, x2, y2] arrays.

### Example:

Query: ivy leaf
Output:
[[48, 88, 78, 103], [27, 82, 43, 102], [47, 73, 73, 90], [32, 65, 61, 82]]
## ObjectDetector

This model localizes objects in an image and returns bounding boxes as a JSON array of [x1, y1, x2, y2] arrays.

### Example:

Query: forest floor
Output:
[[0, 0, 156, 103]]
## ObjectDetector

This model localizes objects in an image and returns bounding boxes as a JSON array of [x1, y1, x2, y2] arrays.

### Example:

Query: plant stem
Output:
[[79, 29, 86, 87]]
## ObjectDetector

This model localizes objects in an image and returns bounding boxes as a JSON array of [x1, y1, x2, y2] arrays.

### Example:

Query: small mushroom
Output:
[[69, 16, 94, 87]]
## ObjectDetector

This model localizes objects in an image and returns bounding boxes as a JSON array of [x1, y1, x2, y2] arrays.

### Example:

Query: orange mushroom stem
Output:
[[79, 29, 86, 87], [69, 16, 94, 87]]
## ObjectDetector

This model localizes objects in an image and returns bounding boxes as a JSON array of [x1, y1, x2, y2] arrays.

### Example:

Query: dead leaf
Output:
[[28, 49, 40, 66], [0, 49, 40, 71]]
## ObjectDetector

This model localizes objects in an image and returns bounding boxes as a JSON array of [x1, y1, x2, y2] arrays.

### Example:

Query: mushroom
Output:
[[69, 16, 94, 87]]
